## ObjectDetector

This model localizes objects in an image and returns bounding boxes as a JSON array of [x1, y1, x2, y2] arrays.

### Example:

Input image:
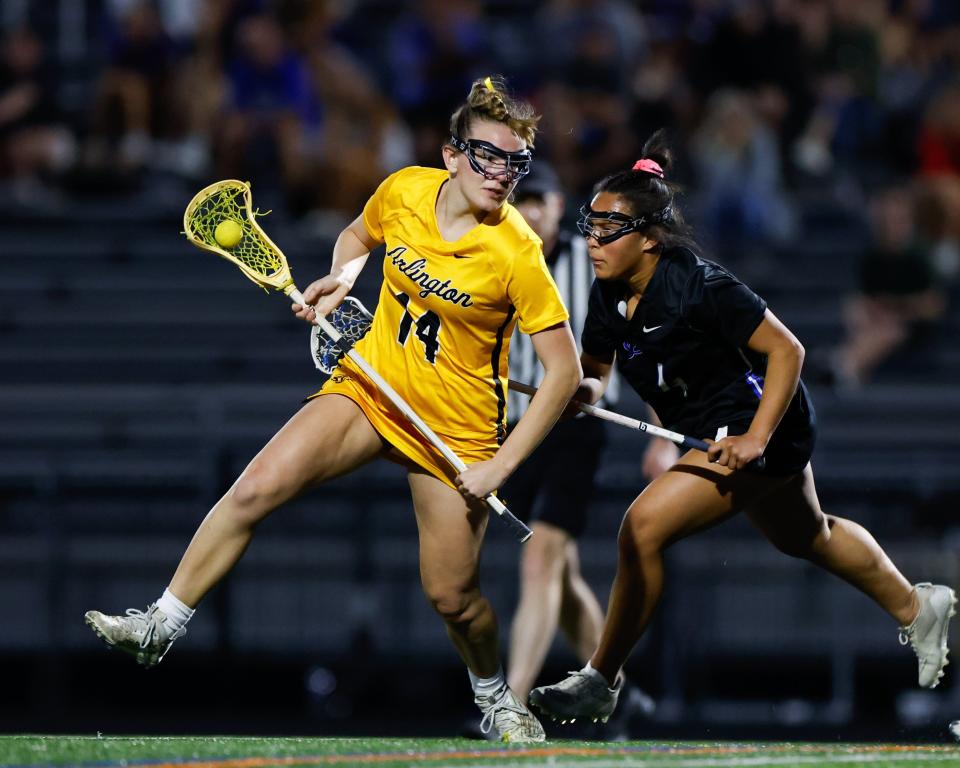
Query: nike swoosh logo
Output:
[[643, 325, 663, 333], [453, 253, 469, 259]]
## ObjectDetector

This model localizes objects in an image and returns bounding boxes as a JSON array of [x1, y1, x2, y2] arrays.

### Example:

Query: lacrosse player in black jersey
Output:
[[488, 162, 658, 737], [530, 131, 957, 725]]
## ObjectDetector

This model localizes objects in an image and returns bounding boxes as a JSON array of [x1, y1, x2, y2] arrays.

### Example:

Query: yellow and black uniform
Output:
[[312, 166, 568, 486]]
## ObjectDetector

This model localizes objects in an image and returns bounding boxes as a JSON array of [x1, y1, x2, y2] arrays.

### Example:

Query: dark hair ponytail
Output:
[[594, 129, 699, 253], [637, 130, 673, 177]]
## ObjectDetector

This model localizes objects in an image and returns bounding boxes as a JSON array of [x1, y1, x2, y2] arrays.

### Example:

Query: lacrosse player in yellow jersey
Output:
[[84, 76, 581, 743]]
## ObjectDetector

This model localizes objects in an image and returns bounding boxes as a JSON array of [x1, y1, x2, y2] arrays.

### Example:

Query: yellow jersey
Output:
[[314, 166, 568, 485]]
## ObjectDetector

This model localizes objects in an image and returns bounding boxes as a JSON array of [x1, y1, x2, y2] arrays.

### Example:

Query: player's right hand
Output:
[[559, 381, 597, 421], [293, 275, 349, 323], [706, 432, 765, 470], [455, 458, 510, 503]]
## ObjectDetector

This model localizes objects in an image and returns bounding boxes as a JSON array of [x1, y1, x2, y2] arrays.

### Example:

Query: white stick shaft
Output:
[[507, 378, 707, 451], [290, 288, 531, 541]]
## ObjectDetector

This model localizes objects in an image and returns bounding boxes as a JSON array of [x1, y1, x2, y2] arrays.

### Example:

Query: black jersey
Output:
[[582, 246, 814, 455]]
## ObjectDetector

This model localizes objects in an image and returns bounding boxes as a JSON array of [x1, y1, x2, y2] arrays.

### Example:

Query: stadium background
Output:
[[2, 0, 960, 742]]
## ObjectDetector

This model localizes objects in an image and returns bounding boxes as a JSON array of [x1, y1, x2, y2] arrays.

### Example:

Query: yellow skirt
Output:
[[307, 365, 498, 489]]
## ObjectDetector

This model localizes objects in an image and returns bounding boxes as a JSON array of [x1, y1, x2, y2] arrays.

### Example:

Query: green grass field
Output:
[[1, 736, 959, 768]]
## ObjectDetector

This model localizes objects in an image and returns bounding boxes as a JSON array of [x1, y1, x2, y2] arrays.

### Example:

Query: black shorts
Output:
[[501, 416, 607, 539], [715, 385, 817, 477]]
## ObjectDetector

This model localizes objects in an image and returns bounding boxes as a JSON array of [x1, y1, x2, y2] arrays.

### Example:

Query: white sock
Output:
[[584, 660, 616, 689], [156, 588, 194, 633], [469, 666, 506, 699]]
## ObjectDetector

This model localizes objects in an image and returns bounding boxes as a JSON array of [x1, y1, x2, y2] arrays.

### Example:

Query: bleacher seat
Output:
[[3, 192, 960, 724]]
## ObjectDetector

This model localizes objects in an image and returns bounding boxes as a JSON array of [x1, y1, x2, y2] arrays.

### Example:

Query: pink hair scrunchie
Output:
[[632, 158, 664, 178]]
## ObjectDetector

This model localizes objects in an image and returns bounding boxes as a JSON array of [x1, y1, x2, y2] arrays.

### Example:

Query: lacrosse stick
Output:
[[509, 379, 766, 469], [184, 179, 533, 542], [307, 302, 711, 453]]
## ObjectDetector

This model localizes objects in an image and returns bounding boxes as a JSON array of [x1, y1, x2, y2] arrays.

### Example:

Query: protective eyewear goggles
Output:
[[576, 204, 674, 245], [450, 135, 532, 182]]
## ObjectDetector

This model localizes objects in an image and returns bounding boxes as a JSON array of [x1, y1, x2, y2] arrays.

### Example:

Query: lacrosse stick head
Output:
[[310, 296, 374, 373], [183, 179, 294, 293]]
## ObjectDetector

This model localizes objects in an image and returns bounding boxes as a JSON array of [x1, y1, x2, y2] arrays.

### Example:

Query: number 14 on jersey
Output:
[[395, 292, 441, 364]]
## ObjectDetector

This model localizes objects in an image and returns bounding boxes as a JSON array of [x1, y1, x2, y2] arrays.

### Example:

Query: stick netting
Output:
[[310, 296, 374, 373], [183, 180, 292, 291]]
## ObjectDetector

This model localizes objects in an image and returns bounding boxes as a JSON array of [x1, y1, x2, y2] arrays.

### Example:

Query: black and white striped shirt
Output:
[[508, 230, 619, 424]]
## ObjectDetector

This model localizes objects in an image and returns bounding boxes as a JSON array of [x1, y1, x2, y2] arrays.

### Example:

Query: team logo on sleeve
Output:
[[387, 246, 474, 307]]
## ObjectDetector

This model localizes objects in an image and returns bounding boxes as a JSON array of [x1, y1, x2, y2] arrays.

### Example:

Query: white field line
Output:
[[445, 751, 960, 768]]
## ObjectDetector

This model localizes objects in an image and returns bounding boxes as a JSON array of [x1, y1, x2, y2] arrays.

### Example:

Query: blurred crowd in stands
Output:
[[2, 0, 959, 385]]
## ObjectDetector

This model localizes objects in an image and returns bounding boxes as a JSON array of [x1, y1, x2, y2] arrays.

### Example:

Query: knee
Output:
[[227, 460, 285, 525], [426, 585, 484, 625], [618, 503, 665, 561], [520, 532, 568, 587]]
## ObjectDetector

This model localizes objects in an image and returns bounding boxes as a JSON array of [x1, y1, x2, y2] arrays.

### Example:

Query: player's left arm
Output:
[[708, 309, 804, 469], [455, 322, 581, 501]]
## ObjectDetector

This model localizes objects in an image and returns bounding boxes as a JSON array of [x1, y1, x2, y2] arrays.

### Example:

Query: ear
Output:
[[640, 234, 661, 254], [441, 143, 459, 175]]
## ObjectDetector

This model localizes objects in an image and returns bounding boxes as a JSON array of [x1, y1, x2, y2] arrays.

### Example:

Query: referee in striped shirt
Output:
[[502, 162, 661, 733]]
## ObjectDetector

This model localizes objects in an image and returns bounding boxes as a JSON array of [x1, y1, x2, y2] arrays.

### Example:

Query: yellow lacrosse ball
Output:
[[214, 219, 243, 249]]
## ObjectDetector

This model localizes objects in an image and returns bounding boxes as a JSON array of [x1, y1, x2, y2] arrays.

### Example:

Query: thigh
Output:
[[247, 393, 389, 491], [408, 469, 489, 592], [631, 447, 792, 546], [743, 464, 825, 545]]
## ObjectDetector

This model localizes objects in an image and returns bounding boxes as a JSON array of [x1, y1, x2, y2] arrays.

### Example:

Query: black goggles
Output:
[[450, 135, 532, 182], [576, 204, 674, 245]]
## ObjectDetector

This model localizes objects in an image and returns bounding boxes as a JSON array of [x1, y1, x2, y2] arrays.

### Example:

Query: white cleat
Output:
[[529, 667, 622, 725], [85, 604, 185, 668], [950, 720, 960, 742], [476, 685, 545, 743], [899, 583, 957, 688]]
